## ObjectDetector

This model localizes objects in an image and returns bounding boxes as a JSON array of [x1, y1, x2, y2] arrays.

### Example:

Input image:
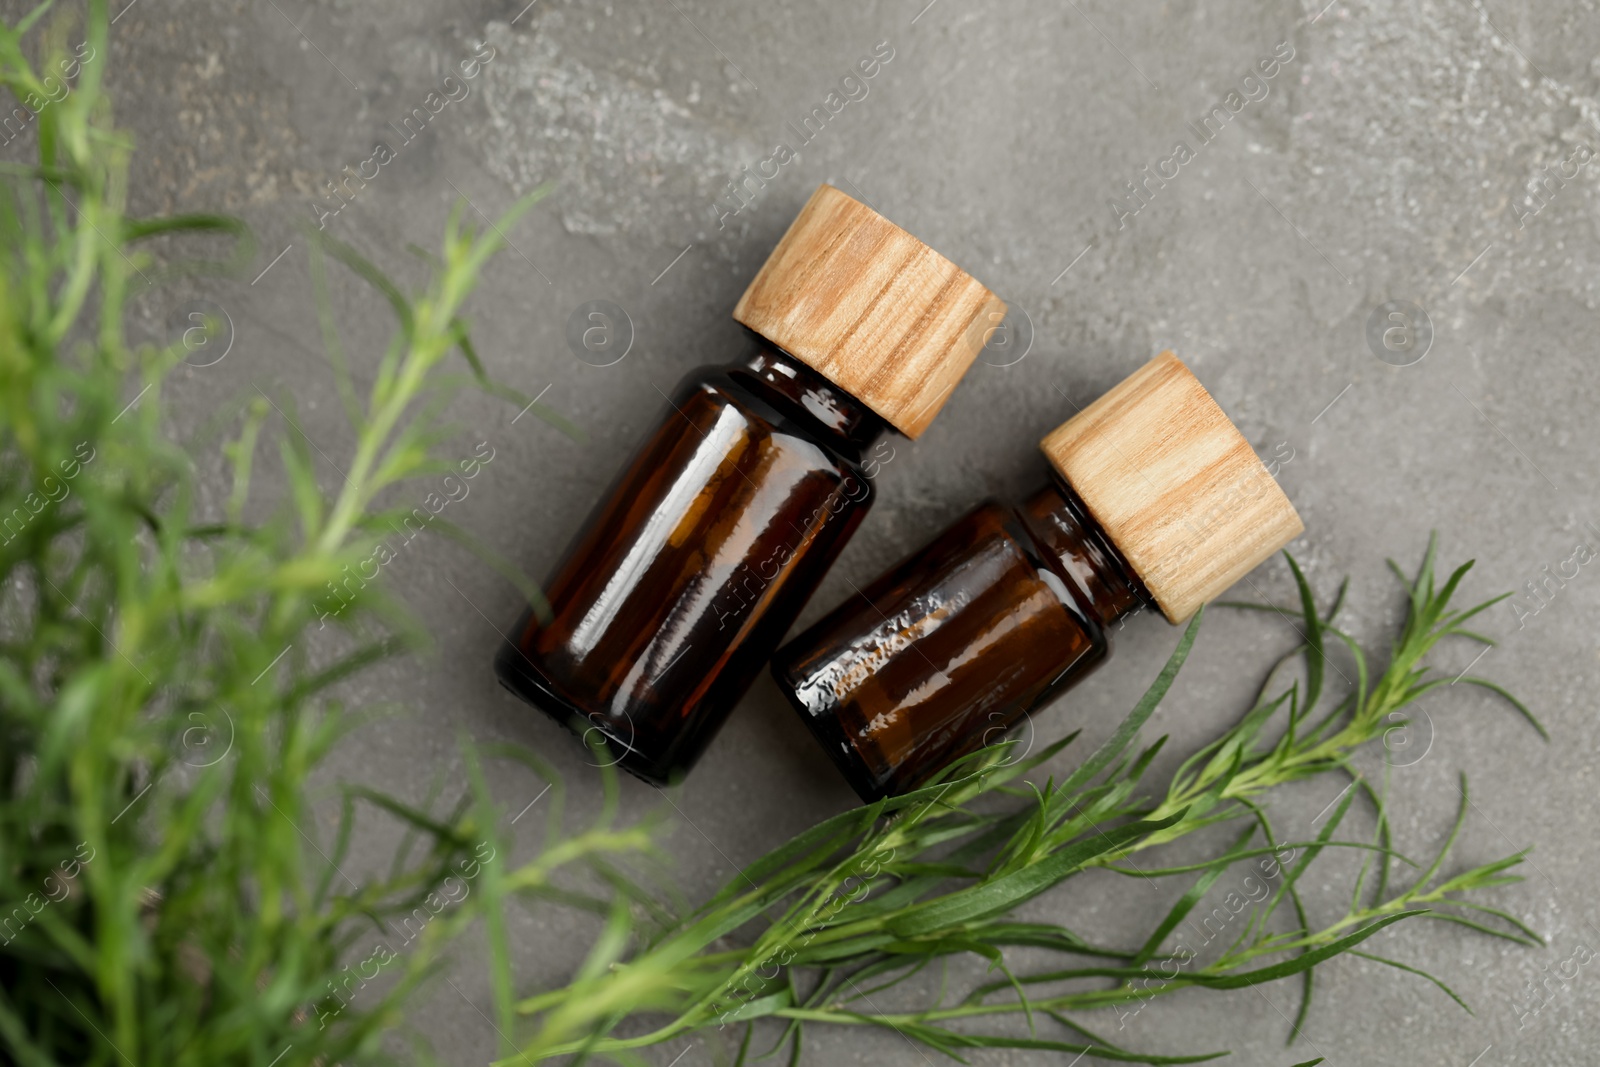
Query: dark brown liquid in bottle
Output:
[[495, 345, 887, 784], [772, 476, 1151, 801]]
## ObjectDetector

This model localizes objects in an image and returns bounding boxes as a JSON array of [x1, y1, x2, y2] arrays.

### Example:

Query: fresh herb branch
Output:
[[0, 4, 579, 1064], [486, 545, 1543, 1065]]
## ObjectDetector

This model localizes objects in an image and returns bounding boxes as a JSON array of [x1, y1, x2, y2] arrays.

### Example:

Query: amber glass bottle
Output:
[[774, 477, 1150, 801], [772, 351, 1304, 802], [496, 184, 1004, 784]]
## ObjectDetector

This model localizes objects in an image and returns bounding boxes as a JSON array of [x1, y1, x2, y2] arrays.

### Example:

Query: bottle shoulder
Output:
[[672, 362, 886, 472], [1009, 478, 1151, 631]]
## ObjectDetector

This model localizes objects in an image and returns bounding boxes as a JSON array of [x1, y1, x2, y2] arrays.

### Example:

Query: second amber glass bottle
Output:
[[772, 352, 1304, 801], [495, 185, 1004, 785]]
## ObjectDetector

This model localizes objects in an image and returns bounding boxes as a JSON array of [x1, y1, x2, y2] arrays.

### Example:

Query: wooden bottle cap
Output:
[[1040, 351, 1304, 623], [733, 184, 1006, 439]]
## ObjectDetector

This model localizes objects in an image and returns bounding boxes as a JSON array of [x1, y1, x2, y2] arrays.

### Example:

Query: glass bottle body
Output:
[[772, 475, 1151, 802], [495, 345, 887, 784]]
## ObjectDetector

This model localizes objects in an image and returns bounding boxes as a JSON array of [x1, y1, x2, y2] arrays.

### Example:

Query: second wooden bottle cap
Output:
[[733, 184, 1006, 439], [1040, 351, 1304, 624]]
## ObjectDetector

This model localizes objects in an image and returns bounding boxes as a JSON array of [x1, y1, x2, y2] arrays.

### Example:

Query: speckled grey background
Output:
[[10, 0, 1598, 1062]]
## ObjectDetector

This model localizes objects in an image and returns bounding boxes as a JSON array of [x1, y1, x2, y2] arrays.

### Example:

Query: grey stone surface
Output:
[[11, 0, 1598, 1062]]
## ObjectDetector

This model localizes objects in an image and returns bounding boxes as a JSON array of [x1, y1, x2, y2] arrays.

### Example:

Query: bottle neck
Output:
[[1018, 472, 1154, 627], [732, 342, 888, 454]]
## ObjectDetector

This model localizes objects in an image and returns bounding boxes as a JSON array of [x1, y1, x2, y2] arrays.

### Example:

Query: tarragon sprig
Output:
[[485, 540, 1542, 1065], [0, 4, 574, 1063]]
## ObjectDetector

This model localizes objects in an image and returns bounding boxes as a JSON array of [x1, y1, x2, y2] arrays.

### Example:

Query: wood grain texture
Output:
[[733, 184, 1005, 439], [1041, 351, 1304, 623]]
